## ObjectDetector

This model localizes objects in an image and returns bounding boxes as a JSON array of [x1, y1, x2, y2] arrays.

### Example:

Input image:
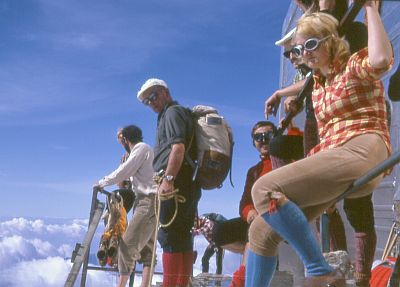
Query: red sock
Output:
[[176, 251, 194, 287], [162, 252, 182, 287], [229, 265, 246, 287], [354, 231, 376, 284]]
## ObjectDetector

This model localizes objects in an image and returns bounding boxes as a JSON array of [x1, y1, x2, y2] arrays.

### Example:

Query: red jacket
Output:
[[239, 158, 272, 221], [239, 128, 303, 221]]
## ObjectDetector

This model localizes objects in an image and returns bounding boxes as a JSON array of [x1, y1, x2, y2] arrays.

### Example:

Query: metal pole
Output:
[[320, 212, 330, 253]]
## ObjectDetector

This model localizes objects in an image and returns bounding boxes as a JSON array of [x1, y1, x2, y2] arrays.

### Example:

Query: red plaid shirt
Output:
[[309, 48, 392, 157]]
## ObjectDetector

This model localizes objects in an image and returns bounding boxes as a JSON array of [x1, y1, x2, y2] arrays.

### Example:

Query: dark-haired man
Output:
[[214, 120, 301, 287], [94, 125, 157, 287], [137, 78, 201, 287]]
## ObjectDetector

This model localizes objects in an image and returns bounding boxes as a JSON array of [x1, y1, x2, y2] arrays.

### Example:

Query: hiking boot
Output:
[[97, 239, 108, 264], [355, 281, 370, 287], [107, 236, 119, 257]]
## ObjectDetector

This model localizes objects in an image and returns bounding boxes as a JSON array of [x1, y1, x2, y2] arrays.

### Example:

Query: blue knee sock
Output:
[[261, 201, 333, 276], [246, 249, 277, 287]]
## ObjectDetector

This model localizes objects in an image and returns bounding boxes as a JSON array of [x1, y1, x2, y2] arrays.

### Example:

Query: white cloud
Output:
[[0, 217, 243, 286], [0, 257, 71, 287], [0, 218, 87, 238]]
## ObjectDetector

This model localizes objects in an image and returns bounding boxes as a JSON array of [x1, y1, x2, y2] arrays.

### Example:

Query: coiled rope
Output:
[[147, 172, 186, 287]]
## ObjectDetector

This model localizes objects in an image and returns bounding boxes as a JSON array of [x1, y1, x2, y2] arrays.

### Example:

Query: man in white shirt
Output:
[[94, 125, 157, 287]]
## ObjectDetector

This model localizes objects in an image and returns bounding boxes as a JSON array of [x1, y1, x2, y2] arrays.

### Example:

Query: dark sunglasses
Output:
[[142, 92, 158, 106], [292, 35, 331, 57], [283, 50, 292, 59], [283, 48, 301, 59], [253, 131, 274, 144]]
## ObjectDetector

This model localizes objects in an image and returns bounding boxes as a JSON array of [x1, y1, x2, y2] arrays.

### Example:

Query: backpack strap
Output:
[[228, 140, 235, 188], [184, 108, 199, 182]]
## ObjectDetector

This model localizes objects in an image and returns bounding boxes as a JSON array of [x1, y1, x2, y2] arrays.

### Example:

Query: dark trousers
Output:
[[201, 243, 223, 274], [158, 168, 201, 253], [344, 194, 376, 283]]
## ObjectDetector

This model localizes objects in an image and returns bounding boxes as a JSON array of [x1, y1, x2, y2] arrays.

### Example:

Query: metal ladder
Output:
[[64, 188, 138, 287], [64, 188, 106, 287]]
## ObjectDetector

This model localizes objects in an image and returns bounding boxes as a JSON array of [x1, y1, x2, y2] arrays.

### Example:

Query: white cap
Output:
[[275, 27, 296, 46], [137, 78, 168, 101]]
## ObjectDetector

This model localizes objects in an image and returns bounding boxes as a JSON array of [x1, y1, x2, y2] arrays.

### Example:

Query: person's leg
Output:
[[140, 265, 151, 287], [177, 183, 201, 287], [249, 134, 387, 285], [314, 205, 348, 252], [229, 242, 250, 287], [327, 206, 347, 251], [138, 245, 155, 287], [177, 251, 195, 287], [161, 250, 182, 287], [158, 175, 200, 287], [201, 244, 215, 273], [263, 201, 333, 276], [252, 134, 387, 216], [344, 194, 377, 286], [216, 247, 224, 275], [116, 274, 130, 287], [118, 194, 156, 276], [246, 249, 277, 287], [246, 217, 282, 287]]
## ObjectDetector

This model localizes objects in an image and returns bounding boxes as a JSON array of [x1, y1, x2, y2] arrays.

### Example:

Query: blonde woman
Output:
[[247, 2, 393, 286]]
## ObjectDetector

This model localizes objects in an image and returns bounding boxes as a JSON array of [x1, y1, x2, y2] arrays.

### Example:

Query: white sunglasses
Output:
[[292, 35, 331, 57]]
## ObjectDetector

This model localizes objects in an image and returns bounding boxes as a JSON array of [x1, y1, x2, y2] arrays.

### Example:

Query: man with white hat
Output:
[[137, 78, 201, 287]]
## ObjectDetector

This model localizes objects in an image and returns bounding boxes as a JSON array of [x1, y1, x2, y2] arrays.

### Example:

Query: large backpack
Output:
[[186, 105, 234, 190]]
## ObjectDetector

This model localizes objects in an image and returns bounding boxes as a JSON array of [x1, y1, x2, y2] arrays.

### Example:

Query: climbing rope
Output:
[[147, 171, 186, 287]]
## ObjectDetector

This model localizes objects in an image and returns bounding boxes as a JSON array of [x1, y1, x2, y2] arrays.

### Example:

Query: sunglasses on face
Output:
[[142, 92, 158, 106], [292, 35, 331, 57], [253, 131, 274, 144], [283, 50, 292, 59], [283, 48, 301, 59]]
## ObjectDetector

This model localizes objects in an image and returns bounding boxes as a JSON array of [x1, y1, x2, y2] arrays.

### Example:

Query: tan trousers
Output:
[[250, 133, 388, 256], [118, 193, 156, 275]]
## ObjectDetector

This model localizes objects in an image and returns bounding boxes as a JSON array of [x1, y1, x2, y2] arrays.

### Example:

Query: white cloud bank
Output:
[[0, 217, 241, 287]]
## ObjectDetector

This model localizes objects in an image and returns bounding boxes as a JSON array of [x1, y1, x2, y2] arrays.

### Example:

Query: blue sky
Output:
[[0, 0, 292, 219]]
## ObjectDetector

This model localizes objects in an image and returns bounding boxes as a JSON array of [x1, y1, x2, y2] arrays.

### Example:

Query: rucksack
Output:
[[203, 212, 227, 223], [186, 105, 234, 190]]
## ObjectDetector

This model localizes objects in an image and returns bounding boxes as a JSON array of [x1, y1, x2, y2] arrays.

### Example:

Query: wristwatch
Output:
[[164, 175, 175, 182]]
